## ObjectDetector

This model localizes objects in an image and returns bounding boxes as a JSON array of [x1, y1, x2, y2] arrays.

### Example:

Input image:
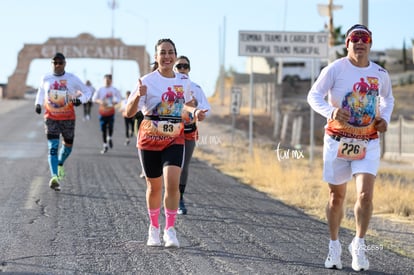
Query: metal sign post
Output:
[[231, 87, 242, 145]]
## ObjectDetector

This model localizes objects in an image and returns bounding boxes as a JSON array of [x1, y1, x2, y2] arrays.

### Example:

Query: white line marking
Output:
[[24, 176, 44, 209]]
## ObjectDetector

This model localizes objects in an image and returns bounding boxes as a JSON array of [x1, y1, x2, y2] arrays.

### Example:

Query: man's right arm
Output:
[[34, 78, 44, 115]]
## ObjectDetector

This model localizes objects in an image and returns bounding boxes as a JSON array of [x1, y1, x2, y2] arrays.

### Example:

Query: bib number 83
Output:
[[162, 123, 174, 133], [156, 121, 181, 137]]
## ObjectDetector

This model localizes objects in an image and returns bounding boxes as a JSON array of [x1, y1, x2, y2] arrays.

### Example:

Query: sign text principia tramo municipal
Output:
[[239, 31, 329, 58]]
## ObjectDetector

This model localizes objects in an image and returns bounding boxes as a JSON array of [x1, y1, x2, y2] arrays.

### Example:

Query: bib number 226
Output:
[[337, 138, 367, 160]]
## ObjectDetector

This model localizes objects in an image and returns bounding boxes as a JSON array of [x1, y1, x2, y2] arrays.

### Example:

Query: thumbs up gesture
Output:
[[137, 79, 147, 97]]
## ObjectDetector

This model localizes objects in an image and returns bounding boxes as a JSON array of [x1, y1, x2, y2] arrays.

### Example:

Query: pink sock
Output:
[[148, 208, 160, 228], [165, 208, 178, 230]]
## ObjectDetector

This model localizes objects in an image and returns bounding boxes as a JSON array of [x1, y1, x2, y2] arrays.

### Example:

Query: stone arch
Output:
[[6, 33, 150, 99]]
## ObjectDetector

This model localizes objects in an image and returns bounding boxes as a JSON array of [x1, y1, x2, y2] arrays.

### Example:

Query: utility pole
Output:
[[108, 0, 118, 76], [360, 0, 369, 27], [317, 0, 343, 47], [328, 0, 334, 47], [219, 16, 226, 106], [318, 0, 342, 63]]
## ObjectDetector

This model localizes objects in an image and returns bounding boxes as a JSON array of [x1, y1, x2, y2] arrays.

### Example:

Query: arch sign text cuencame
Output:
[[6, 33, 150, 98]]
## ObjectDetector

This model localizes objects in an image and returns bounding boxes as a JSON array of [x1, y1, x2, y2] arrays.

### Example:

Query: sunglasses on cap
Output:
[[349, 32, 372, 44], [176, 63, 189, 70]]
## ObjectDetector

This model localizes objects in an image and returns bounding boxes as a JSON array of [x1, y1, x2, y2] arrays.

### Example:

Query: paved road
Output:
[[0, 99, 413, 274]]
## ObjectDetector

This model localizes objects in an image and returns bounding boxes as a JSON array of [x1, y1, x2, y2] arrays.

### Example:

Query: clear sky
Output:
[[0, 0, 412, 97]]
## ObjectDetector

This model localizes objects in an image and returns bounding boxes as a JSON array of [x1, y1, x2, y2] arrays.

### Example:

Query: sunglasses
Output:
[[176, 63, 189, 70], [52, 61, 65, 65], [349, 33, 371, 44]]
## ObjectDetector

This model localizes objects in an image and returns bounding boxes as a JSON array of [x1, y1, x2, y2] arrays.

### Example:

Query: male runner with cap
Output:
[[35, 52, 93, 191], [307, 24, 394, 271]]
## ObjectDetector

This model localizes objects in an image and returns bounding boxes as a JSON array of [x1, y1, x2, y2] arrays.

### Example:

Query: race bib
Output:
[[156, 121, 182, 137], [337, 137, 368, 160]]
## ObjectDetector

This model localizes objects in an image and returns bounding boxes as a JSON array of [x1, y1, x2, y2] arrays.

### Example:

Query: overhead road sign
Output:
[[239, 31, 329, 58]]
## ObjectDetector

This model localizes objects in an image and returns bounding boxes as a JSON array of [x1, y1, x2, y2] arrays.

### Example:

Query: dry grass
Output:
[[374, 170, 414, 217], [201, 83, 414, 223], [194, 137, 414, 228]]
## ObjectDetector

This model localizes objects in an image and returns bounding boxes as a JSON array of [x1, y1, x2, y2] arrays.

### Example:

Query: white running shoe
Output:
[[348, 239, 369, 271], [163, 227, 180, 248], [124, 138, 130, 146], [147, 225, 161, 246], [100, 144, 109, 154], [49, 175, 61, 191], [324, 242, 342, 269]]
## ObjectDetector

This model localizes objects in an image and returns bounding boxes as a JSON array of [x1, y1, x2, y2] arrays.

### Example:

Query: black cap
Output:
[[52, 52, 65, 60]]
